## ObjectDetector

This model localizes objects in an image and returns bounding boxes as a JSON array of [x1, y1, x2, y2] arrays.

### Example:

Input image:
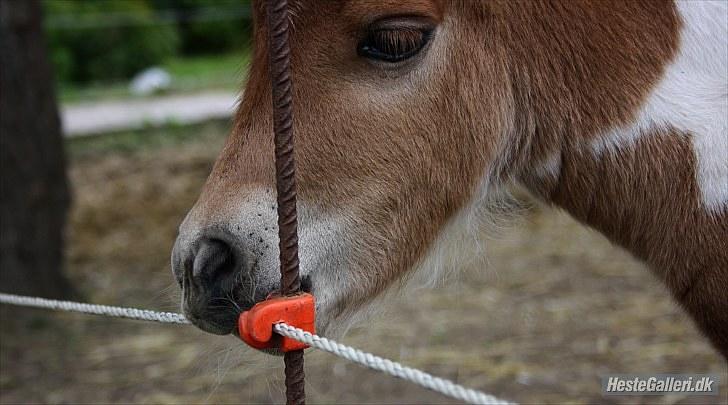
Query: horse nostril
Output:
[[171, 231, 252, 335], [190, 238, 236, 287]]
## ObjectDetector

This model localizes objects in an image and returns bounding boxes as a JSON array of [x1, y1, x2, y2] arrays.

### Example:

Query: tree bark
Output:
[[0, 0, 73, 298]]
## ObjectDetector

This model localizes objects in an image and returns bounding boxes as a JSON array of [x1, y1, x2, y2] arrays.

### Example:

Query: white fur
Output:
[[175, 188, 356, 335], [591, 1, 728, 212], [405, 169, 522, 291], [309, 172, 520, 337], [533, 153, 562, 183], [406, 187, 492, 289]]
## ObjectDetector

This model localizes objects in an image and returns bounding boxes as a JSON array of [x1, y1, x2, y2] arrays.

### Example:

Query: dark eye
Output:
[[358, 21, 434, 63]]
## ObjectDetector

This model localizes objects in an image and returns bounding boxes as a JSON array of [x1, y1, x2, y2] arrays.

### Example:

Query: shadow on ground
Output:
[[1, 121, 725, 404]]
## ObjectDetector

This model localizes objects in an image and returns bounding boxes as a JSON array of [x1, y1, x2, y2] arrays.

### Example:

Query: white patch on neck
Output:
[[591, 0, 728, 212]]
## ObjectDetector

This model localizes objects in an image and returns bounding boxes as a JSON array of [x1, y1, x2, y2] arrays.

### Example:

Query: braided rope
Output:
[[0, 293, 515, 404], [0, 293, 189, 323], [273, 323, 514, 405]]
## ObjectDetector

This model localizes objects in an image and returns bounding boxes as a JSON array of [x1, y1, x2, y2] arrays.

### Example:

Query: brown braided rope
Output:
[[265, 0, 305, 404]]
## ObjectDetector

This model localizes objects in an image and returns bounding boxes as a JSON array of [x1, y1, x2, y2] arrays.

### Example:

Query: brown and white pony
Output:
[[171, 0, 728, 357]]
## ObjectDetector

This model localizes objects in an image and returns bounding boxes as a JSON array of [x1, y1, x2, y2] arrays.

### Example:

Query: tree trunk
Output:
[[0, 0, 73, 299]]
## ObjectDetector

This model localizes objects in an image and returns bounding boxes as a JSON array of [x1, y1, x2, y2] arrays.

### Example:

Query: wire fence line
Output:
[[0, 292, 515, 405]]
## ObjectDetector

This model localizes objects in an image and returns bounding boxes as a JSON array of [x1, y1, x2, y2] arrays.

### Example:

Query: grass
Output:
[[57, 50, 250, 104], [163, 51, 249, 91], [66, 119, 231, 160]]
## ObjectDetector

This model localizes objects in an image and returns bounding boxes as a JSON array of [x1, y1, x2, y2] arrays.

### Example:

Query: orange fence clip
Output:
[[238, 293, 315, 352]]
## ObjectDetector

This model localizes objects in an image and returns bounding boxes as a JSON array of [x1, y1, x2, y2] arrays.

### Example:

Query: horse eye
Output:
[[358, 26, 433, 63]]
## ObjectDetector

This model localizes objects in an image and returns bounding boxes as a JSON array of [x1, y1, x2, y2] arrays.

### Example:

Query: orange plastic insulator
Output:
[[238, 293, 315, 352]]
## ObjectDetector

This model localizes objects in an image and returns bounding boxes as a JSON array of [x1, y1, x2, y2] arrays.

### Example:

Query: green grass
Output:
[[164, 51, 249, 90], [66, 119, 230, 160], [58, 50, 250, 104], [57, 81, 132, 104]]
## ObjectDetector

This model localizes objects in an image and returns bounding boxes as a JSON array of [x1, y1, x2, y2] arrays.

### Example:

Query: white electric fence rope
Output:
[[272, 323, 513, 405], [0, 293, 514, 405], [0, 293, 190, 324]]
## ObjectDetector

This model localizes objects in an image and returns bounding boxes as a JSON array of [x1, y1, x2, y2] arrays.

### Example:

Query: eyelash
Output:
[[358, 27, 433, 63]]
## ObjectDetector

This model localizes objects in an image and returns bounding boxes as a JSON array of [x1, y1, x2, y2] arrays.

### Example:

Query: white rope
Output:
[[0, 293, 189, 324], [0, 292, 514, 405], [273, 323, 514, 405]]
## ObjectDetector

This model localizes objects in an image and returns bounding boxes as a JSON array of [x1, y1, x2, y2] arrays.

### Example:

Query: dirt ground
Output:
[[1, 121, 725, 404]]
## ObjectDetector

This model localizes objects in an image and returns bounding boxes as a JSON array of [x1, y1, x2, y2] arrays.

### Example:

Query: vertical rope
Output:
[[265, 0, 305, 404]]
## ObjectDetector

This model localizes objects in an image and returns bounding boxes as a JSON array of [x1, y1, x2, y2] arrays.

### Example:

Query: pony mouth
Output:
[[230, 274, 313, 333], [183, 274, 314, 337], [229, 275, 314, 357]]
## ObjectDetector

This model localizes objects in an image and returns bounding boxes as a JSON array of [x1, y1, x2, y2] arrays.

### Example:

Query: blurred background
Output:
[[0, 1, 725, 404]]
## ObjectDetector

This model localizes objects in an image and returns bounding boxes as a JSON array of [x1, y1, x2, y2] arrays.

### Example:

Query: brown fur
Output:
[[522, 129, 728, 357], [502, 1, 728, 356], [181, 1, 728, 356], [497, 0, 682, 173]]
